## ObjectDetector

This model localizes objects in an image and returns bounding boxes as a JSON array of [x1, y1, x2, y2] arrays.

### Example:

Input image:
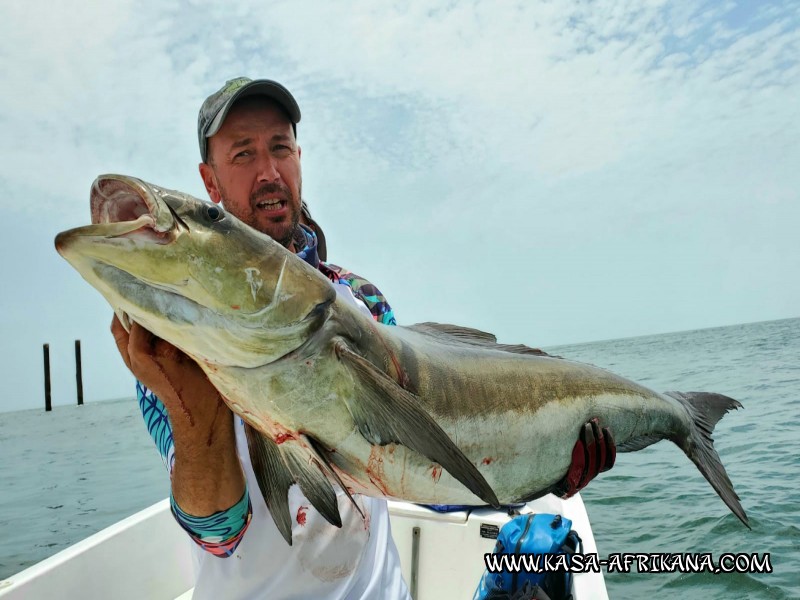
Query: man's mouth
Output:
[[255, 199, 287, 212]]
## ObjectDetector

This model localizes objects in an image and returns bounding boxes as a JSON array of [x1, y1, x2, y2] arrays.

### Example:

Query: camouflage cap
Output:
[[197, 77, 301, 163]]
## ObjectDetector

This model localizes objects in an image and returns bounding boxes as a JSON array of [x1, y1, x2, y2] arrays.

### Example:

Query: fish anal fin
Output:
[[335, 340, 500, 508], [281, 440, 342, 529], [243, 423, 294, 545], [306, 435, 365, 520], [617, 434, 662, 452]]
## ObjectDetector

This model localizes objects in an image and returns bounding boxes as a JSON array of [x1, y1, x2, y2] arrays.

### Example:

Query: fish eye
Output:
[[206, 205, 224, 221]]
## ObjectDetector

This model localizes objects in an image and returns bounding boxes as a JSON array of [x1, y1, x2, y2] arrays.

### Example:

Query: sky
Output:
[[0, 0, 798, 412]]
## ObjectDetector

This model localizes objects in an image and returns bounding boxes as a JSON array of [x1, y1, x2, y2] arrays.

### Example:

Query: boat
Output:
[[0, 493, 608, 599]]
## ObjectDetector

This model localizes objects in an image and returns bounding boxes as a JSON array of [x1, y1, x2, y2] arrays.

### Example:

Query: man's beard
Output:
[[249, 182, 301, 248], [219, 181, 301, 249]]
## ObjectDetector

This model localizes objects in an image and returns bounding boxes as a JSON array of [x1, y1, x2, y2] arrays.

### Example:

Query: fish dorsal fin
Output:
[[407, 322, 552, 357], [409, 322, 498, 343], [335, 339, 500, 508]]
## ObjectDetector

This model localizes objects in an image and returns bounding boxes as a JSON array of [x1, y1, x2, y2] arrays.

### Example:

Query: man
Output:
[[112, 77, 614, 599]]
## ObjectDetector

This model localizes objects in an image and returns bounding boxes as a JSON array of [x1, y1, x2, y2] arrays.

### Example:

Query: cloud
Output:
[[0, 0, 798, 409]]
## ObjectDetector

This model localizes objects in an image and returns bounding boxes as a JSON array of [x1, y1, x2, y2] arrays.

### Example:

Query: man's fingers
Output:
[[160, 340, 186, 364], [580, 421, 597, 487], [590, 418, 607, 479], [127, 321, 188, 370], [563, 439, 586, 497], [602, 426, 617, 472], [128, 321, 157, 357], [560, 418, 617, 498]]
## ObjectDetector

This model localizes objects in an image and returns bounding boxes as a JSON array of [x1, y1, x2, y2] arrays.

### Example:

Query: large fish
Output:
[[55, 174, 749, 544]]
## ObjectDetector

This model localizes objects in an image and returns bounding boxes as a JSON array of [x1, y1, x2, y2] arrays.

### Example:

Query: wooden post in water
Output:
[[43, 343, 52, 412], [75, 340, 84, 406]]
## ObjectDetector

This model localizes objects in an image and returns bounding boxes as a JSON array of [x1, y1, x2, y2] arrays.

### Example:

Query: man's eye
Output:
[[234, 150, 251, 159]]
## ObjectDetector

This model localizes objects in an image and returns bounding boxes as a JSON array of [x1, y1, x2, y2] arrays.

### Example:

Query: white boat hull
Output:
[[0, 495, 607, 599]]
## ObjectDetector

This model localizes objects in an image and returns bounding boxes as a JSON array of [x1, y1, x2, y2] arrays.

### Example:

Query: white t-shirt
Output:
[[189, 282, 410, 600]]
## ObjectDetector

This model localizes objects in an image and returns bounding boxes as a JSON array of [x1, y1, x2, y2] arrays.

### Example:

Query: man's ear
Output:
[[199, 162, 222, 205]]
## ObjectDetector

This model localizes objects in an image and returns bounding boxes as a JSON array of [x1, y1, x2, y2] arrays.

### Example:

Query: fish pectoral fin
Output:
[[335, 341, 500, 508], [306, 435, 365, 520], [244, 423, 295, 545], [281, 440, 343, 529], [408, 322, 552, 357]]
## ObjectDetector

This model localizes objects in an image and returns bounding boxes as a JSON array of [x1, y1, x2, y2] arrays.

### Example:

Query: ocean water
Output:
[[1, 318, 798, 598]]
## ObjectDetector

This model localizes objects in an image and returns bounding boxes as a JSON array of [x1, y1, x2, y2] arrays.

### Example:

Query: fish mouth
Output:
[[90, 174, 176, 243], [56, 174, 184, 333]]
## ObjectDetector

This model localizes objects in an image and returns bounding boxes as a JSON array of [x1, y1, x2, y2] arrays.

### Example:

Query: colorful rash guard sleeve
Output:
[[319, 263, 397, 326], [136, 224, 396, 556]]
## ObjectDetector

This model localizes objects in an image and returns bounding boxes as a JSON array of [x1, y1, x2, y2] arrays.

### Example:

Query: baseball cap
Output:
[[197, 77, 301, 163]]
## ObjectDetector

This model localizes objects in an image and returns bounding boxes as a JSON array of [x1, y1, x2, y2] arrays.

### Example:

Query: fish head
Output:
[[55, 174, 336, 367]]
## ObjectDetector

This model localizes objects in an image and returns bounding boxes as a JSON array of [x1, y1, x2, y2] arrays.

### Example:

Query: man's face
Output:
[[200, 98, 302, 249]]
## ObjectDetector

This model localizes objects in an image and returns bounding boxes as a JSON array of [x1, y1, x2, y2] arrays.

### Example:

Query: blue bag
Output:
[[473, 513, 582, 600]]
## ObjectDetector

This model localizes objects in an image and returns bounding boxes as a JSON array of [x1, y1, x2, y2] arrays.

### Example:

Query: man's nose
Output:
[[255, 154, 281, 183]]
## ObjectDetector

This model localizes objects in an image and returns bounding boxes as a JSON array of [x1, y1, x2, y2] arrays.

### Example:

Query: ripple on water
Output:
[[661, 571, 791, 600]]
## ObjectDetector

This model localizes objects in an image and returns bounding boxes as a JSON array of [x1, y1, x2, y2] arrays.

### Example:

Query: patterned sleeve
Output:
[[170, 490, 252, 558], [136, 381, 252, 556], [137, 381, 175, 471], [322, 264, 397, 326]]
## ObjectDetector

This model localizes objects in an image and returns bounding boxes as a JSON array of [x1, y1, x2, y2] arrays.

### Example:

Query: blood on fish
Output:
[[431, 465, 442, 483], [367, 447, 391, 496], [296, 505, 308, 526], [367, 472, 391, 496], [275, 432, 296, 445], [230, 305, 240, 310], [482, 457, 494, 465]]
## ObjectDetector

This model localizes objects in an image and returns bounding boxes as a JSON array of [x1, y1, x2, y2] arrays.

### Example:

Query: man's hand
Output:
[[556, 418, 616, 499], [111, 315, 218, 428], [111, 315, 245, 515]]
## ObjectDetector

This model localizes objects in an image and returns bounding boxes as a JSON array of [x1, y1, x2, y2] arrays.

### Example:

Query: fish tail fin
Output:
[[666, 391, 750, 528]]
